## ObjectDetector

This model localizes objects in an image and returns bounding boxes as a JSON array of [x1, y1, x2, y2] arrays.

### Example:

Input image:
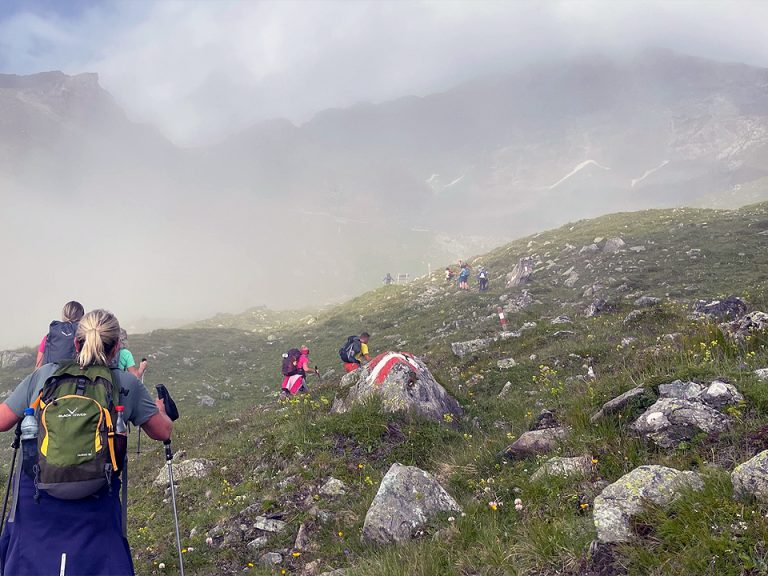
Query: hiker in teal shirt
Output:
[[118, 328, 147, 378]]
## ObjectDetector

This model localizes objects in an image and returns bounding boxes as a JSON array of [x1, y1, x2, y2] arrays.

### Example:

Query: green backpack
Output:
[[32, 362, 121, 500]]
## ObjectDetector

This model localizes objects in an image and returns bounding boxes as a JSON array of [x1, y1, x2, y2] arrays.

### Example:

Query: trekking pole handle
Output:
[[164, 439, 173, 461], [10, 420, 21, 450]]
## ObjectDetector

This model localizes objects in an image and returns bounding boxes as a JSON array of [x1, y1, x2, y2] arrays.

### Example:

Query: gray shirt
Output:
[[6, 363, 158, 427]]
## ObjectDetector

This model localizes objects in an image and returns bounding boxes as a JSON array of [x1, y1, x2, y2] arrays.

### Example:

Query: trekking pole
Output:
[[137, 359, 147, 454], [0, 421, 22, 537], [164, 439, 185, 576]]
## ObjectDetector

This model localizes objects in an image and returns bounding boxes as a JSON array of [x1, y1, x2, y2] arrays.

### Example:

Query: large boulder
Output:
[[531, 455, 593, 482], [0, 351, 34, 370], [694, 296, 747, 321], [450, 338, 493, 358], [503, 427, 569, 460], [506, 257, 534, 287], [331, 352, 462, 423], [153, 458, 214, 487], [593, 465, 703, 543], [361, 463, 461, 544], [721, 311, 768, 341], [732, 451, 768, 503], [630, 398, 729, 448], [602, 237, 626, 253], [503, 289, 534, 313]]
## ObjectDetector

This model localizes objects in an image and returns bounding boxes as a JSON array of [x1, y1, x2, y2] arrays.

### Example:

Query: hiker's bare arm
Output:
[[127, 360, 146, 379], [141, 400, 172, 441], [35, 351, 43, 368], [0, 403, 21, 432]]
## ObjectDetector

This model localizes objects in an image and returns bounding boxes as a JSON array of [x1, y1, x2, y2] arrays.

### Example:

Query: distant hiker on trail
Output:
[[339, 332, 371, 373], [35, 300, 84, 368], [0, 309, 173, 576], [117, 328, 147, 379], [477, 267, 489, 291], [458, 263, 471, 291], [444, 267, 455, 282], [281, 348, 304, 396], [383, 273, 394, 285]]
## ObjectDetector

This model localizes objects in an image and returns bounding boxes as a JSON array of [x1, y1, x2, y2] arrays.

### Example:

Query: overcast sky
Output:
[[2, 0, 768, 145]]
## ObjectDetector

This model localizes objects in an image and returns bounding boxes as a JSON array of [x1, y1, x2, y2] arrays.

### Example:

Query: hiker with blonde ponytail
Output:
[[0, 309, 173, 575]]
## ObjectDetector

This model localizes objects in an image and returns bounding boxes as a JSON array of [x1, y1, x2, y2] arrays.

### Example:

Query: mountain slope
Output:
[[2, 202, 767, 574]]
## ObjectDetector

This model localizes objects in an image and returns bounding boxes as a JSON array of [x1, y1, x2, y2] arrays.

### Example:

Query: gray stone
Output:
[[531, 455, 593, 482], [630, 398, 729, 448], [259, 552, 282, 566], [503, 289, 534, 313], [590, 386, 649, 423], [506, 257, 534, 287], [198, 394, 215, 407], [732, 451, 768, 503], [603, 237, 626, 253], [623, 309, 645, 325], [579, 244, 599, 255], [247, 536, 269, 550], [497, 358, 517, 369], [319, 477, 347, 497], [294, 523, 311, 551], [153, 458, 214, 487], [721, 311, 768, 341], [585, 298, 607, 318], [698, 380, 743, 410], [331, 352, 462, 424], [552, 330, 575, 338], [620, 337, 639, 347], [254, 516, 288, 533], [563, 271, 580, 288], [498, 381, 513, 398], [362, 463, 461, 544], [451, 338, 493, 358], [503, 427, 569, 460], [658, 380, 704, 400], [634, 296, 661, 307], [551, 315, 572, 325], [755, 368, 768, 381], [694, 296, 747, 321], [593, 465, 704, 542]]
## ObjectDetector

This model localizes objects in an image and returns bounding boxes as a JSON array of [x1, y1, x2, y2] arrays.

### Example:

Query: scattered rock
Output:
[[630, 398, 729, 448], [552, 330, 575, 338], [361, 463, 461, 544], [551, 315, 572, 325], [498, 381, 513, 398], [585, 298, 607, 318], [564, 271, 580, 288], [658, 380, 704, 400], [254, 516, 288, 533], [629, 245, 646, 253], [504, 289, 534, 313], [732, 451, 768, 503], [634, 296, 661, 307], [497, 358, 517, 369], [603, 238, 626, 253], [580, 244, 599, 255], [531, 409, 559, 430], [593, 465, 703, 543], [198, 395, 215, 407], [721, 311, 768, 341], [623, 309, 645, 325], [698, 380, 744, 410], [294, 523, 311, 551], [620, 337, 638, 348], [259, 552, 282, 566], [319, 478, 347, 497], [694, 296, 747, 321], [153, 459, 213, 487], [506, 257, 534, 287], [755, 368, 768, 381], [531, 455, 594, 482], [590, 386, 651, 423], [331, 352, 462, 424], [247, 536, 269, 550], [0, 351, 34, 369], [451, 338, 493, 358], [503, 427, 569, 460]]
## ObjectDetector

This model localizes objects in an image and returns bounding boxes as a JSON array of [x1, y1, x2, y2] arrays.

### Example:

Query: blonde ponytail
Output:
[[75, 309, 120, 368]]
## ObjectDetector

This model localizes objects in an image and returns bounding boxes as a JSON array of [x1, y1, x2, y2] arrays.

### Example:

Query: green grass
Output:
[[1, 202, 768, 574]]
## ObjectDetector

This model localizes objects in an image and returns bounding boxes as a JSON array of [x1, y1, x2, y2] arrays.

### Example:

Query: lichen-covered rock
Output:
[[694, 296, 747, 321], [450, 338, 493, 358], [319, 477, 347, 497], [634, 296, 661, 307], [603, 237, 626, 253], [756, 368, 768, 381], [503, 427, 569, 460], [698, 380, 743, 410], [506, 257, 534, 287], [153, 458, 214, 487], [721, 311, 768, 341], [331, 352, 462, 423], [585, 298, 607, 318], [362, 463, 461, 544], [593, 465, 703, 543], [732, 451, 768, 503], [531, 455, 593, 482], [630, 398, 729, 448], [658, 380, 704, 400], [590, 386, 651, 423], [497, 358, 516, 369]]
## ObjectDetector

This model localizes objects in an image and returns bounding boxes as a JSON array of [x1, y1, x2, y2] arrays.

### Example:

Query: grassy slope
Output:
[[2, 203, 768, 575]]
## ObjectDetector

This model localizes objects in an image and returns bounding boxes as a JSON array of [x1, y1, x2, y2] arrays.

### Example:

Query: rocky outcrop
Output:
[[506, 257, 534, 287], [503, 289, 534, 313], [603, 237, 626, 253], [503, 427, 569, 460], [634, 296, 661, 307], [593, 465, 703, 543], [732, 451, 768, 503], [153, 458, 213, 487], [721, 311, 768, 341], [585, 298, 607, 318], [451, 338, 493, 358], [319, 478, 347, 497], [0, 351, 34, 370], [694, 296, 747, 321], [361, 463, 461, 544], [331, 352, 462, 423], [590, 386, 651, 423], [630, 398, 729, 448], [531, 455, 593, 482], [497, 358, 517, 369]]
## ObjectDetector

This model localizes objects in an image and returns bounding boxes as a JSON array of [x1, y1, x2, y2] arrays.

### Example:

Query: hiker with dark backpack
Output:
[[339, 332, 371, 373], [35, 300, 84, 368], [0, 309, 173, 575], [281, 348, 305, 396]]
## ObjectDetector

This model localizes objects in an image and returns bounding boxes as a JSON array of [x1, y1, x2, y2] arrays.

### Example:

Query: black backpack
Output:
[[338, 336, 361, 363], [42, 321, 79, 365], [282, 348, 302, 376]]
